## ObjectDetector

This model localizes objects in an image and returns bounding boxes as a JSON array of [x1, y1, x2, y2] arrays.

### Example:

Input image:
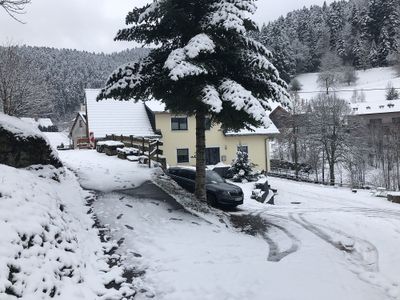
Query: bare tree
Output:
[[341, 66, 358, 86], [309, 95, 352, 185], [0, 0, 31, 22], [317, 52, 343, 95], [0, 45, 53, 117]]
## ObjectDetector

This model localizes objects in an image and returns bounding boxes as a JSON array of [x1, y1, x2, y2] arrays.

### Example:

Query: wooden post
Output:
[[142, 138, 145, 155], [121, 135, 123, 142], [130, 135, 133, 147], [112, 134, 115, 141], [156, 141, 159, 162], [148, 139, 151, 168]]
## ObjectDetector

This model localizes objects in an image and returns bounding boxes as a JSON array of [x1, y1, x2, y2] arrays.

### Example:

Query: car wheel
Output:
[[207, 193, 217, 207]]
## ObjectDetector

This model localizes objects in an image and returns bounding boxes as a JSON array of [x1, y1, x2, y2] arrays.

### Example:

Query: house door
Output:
[[205, 147, 220, 165]]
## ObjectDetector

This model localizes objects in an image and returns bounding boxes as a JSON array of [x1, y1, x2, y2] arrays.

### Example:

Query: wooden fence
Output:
[[102, 134, 166, 169]]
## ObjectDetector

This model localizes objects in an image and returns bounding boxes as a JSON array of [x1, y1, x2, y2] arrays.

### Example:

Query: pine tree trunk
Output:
[[195, 108, 207, 202]]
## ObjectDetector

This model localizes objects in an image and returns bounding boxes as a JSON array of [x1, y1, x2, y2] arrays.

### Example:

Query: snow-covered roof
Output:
[[351, 101, 400, 116], [225, 122, 279, 136], [77, 112, 87, 123], [85, 89, 157, 139], [37, 118, 53, 127], [21, 117, 54, 128], [145, 100, 166, 113]]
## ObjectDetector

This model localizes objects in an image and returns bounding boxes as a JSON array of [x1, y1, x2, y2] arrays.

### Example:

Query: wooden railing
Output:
[[101, 134, 166, 169]]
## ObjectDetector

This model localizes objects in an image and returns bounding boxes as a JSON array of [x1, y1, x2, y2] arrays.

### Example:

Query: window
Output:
[[177, 148, 189, 163], [171, 117, 188, 131], [79, 120, 83, 128], [369, 119, 382, 126], [205, 117, 212, 130], [237, 145, 248, 154], [393, 117, 400, 124]]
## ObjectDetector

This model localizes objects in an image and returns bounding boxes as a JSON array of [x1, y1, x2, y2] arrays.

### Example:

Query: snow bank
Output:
[[0, 113, 42, 139], [0, 164, 132, 299], [0, 114, 61, 168]]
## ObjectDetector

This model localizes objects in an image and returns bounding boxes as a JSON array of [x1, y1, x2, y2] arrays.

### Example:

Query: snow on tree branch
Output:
[[164, 33, 215, 81], [205, 0, 257, 33], [201, 85, 222, 113], [219, 79, 271, 126], [98, 58, 151, 100], [241, 50, 280, 76], [137, 0, 165, 24], [242, 37, 272, 58], [185, 34, 216, 58]]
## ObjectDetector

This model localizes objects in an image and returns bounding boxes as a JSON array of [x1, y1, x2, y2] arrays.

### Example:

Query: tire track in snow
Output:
[[230, 213, 300, 262], [290, 212, 400, 299]]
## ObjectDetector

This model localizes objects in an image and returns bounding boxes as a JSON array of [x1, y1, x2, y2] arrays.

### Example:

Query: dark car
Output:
[[167, 167, 244, 207]]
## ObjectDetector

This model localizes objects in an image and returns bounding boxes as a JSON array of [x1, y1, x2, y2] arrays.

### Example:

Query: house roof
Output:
[[225, 123, 280, 136], [69, 112, 87, 137], [351, 101, 400, 116], [85, 89, 157, 139], [21, 117, 54, 128]]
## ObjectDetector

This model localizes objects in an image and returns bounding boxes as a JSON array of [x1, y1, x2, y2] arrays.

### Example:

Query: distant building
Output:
[[350, 101, 400, 127], [69, 112, 87, 148]]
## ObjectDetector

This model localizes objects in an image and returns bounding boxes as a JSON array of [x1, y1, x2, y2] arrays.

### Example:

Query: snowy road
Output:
[[235, 178, 400, 300], [58, 149, 400, 300]]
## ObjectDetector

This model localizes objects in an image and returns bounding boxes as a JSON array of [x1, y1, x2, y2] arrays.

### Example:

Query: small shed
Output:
[[69, 112, 88, 148]]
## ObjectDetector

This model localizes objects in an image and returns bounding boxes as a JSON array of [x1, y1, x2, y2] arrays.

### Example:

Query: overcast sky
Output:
[[0, 0, 334, 53]]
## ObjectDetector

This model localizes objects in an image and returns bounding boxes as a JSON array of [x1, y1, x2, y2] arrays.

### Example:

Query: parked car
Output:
[[167, 167, 244, 207]]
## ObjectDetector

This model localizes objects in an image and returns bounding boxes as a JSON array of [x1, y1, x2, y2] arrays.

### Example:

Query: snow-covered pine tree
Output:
[[386, 82, 399, 100], [97, 0, 290, 202], [230, 149, 256, 183], [257, 21, 296, 83]]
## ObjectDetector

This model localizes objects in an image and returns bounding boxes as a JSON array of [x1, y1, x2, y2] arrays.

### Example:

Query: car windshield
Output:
[[206, 171, 225, 184]]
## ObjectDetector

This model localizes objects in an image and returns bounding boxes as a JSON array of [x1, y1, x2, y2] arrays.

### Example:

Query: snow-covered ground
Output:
[[296, 67, 400, 103], [43, 131, 70, 148], [0, 164, 133, 300], [59, 147, 400, 300], [59, 150, 155, 192]]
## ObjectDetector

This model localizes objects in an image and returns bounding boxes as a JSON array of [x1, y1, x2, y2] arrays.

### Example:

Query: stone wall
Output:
[[0, 128, 62, 168]]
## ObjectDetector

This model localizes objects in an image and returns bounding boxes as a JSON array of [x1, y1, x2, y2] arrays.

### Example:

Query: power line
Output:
[[297, 87, 400, 94]]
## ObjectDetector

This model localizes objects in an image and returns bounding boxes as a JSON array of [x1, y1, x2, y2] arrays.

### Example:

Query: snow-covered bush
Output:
[[229, 150, 258, 183]]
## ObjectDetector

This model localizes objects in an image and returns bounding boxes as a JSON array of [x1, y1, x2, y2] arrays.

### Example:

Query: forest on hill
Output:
[[255, 0, 400, 82], [0, 45, 149, 121]]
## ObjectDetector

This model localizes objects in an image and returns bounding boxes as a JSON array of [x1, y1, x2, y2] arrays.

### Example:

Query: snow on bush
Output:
[[0, 164, 132, 299], [229, 150, 258, 182]]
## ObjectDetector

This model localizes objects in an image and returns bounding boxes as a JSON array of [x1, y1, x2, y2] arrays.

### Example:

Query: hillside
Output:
[[255, 0, 400, 81], [0, 46, 149, 122], [295, 67, 400, 103]]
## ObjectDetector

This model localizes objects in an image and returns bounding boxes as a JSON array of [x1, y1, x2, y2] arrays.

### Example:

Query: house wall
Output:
[[70, 116, 88, 148], [155, 113, 271, 171], [356, 112, 400, 125]]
